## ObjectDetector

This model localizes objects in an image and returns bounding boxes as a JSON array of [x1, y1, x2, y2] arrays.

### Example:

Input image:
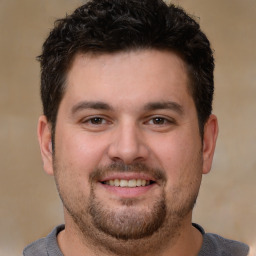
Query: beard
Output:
[[88, 162, 167, 240], [89, 194, 167, 240], [54, 161, 202, 254]]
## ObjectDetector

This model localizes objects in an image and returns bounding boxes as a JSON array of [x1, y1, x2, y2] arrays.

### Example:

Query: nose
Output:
[[107, 121, 149, 164]]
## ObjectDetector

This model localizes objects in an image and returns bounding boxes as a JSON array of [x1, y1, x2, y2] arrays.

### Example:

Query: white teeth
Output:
[[128, 179, 137, 187], [104, 179, 151, 187], [119, 180, 128, 187], [114, 179, 120, 186], [136, 179, 142, 186]]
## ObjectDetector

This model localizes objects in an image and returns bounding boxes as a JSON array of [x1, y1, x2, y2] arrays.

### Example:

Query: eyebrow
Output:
[[144, 101, 184, 115], [71, 100, 184, 115], [71, 101, 113, 114]]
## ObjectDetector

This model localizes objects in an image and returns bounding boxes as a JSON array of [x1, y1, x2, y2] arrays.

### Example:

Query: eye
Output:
[[88, 117, 106, 125], [79, 116, 111, 132], [147, 116, 174, 125], [81, 116, 110, 127], [143, 115, 177, 132], [150, 117, 167, 125]]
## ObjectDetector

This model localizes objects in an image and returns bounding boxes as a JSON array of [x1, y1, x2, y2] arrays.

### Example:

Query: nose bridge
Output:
[[108, 118, 148, 164]]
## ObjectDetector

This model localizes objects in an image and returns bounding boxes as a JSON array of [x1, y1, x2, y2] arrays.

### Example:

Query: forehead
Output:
[[62, 49, 193, 111]]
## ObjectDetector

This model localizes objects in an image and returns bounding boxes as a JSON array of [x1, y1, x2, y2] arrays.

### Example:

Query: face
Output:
[[39, 49, 217, 246]]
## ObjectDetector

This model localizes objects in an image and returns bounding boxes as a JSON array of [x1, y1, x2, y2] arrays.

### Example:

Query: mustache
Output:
[[89, 162, 167, 184]]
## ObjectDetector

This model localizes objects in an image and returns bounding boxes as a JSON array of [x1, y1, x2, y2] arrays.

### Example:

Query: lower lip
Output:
[[99, 183, 156, 198]]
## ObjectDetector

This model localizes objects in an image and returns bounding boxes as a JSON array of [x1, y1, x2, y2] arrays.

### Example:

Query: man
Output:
[[23, 0, 249, 255]]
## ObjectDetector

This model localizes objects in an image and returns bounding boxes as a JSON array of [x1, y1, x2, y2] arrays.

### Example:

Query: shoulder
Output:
[[23, 225, 65, 256], [23, 237, 47, 256], [193, 223, 249, 256], [199, 233, 249, 256]]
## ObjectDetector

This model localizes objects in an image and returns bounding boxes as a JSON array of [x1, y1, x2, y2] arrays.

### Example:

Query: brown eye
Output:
[[89, 117, 105, 125], [80, 115, 112, 132], [152, 117, 166, 125], [145, 116, 176, 127], [82, 116, 108, 126]]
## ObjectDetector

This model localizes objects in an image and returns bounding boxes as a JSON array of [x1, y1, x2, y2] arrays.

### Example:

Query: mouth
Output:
[[101, 179, 156, 187], [98, 178, 157, 199], [96, 174, 160, 199]]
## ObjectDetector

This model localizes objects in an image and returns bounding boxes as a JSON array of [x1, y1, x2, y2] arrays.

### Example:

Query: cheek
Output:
[[55, 130, 109, 173], [53, 130, 111, 200], [150, 131, 202, 184]]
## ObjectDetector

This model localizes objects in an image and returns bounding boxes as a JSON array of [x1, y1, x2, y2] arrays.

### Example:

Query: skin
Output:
[[38, 49, 218, 256]]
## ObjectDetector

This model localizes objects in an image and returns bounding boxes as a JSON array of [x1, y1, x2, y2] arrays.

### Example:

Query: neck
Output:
[[57, 212, 203, 256]]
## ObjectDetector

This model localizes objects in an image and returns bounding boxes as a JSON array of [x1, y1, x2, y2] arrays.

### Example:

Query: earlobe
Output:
[[37, 115, 54, 176], [202, 114, 218, 174]]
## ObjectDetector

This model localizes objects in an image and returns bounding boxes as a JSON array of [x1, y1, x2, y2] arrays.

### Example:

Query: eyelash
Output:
[[147, 117, 172, 125], [81, 116, 109, 125], [145, 116, 176, 126], [80, 115, 176, 131]]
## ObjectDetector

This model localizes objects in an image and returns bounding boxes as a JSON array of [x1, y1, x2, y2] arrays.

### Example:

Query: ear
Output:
[[202, 114, 218, 174], [37, 115, 54, 176]]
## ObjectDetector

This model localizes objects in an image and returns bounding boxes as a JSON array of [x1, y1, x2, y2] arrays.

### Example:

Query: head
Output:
[[38, 0, 214, 147], [37, 1, 218, 254]]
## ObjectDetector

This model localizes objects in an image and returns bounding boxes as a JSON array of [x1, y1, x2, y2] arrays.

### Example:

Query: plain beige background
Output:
[[0, 0, 255, 255]]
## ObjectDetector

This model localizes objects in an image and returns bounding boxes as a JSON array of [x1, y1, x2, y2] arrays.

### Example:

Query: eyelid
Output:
[[80, 115, 112, 125], [144, 115, 177, 125]]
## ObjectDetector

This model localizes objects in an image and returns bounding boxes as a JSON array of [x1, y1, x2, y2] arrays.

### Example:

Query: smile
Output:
[[102, 179, 155, 187]]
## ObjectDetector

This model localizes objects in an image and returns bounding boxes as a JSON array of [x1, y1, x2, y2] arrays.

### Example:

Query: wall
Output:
[[0, 0, 255, 255]]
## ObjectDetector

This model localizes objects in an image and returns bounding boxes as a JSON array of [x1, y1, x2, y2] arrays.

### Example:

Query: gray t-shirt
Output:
[[23, 224, 249, 256]]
